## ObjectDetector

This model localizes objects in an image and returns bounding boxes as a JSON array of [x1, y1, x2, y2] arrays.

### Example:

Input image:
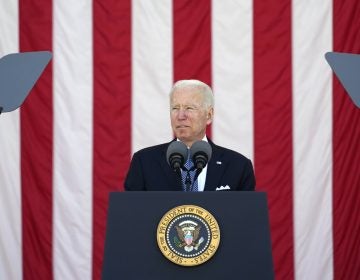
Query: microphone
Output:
[[166, 141, 188, 171], [190, 140, 212, 172]]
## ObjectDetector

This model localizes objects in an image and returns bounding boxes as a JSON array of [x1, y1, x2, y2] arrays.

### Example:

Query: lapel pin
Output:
[[216, 161, 222, 165]]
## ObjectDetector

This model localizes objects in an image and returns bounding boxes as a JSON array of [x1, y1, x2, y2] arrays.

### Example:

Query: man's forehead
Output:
[[171, 89, 203, 101]]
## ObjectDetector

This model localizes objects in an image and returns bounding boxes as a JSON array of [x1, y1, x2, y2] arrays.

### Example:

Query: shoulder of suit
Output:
[[211, 143, 251, 162], [133, 142, 169, 156]]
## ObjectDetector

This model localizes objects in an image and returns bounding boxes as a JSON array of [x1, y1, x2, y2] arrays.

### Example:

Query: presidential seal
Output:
[[156, 205, 220, 266]]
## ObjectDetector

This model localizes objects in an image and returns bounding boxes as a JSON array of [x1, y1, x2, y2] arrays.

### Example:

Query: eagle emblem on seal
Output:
[[174, 220, 205, 252]]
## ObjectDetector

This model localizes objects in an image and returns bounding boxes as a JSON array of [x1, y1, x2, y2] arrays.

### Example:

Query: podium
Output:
[[102, 192, 274, 280]]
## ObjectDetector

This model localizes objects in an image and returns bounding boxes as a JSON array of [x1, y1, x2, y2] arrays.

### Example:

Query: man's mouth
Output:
[[176, 125, 189, 129]]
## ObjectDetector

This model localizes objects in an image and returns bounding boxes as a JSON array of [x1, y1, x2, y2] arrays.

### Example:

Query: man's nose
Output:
[[177, 109, 187, 119]]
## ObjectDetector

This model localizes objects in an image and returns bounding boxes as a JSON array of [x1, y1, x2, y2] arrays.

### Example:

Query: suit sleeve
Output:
[[124, 152, 145, 191], [240, 158, 256, 191]]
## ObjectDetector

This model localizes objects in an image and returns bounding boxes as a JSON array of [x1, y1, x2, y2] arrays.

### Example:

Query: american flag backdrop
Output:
[[0, 0, 359, 279]]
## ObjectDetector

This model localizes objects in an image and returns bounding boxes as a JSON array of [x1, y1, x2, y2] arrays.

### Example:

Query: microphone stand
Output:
[[184, 168, 192, 192], [180, 166, 192, 192], [175, 168, 184, 190], [183, 167, 202, 192]]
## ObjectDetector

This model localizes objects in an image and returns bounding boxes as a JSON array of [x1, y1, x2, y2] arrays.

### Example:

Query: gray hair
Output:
[[169, 79, 214, 108]]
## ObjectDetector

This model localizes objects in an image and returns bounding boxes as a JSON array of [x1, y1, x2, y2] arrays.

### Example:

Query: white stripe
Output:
[[53, 0, 93, 279], [212, 0, 254, 161], [0, 1, 21, 280], [292, 1, 333, 279], [132, 0, 173, 153]]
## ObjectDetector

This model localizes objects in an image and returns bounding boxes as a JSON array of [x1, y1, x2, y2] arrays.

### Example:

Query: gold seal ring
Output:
[[156, 205, 220, 266]]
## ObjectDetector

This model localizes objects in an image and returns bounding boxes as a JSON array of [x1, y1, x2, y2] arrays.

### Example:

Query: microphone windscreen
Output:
[[190, 140, 212, 162], [166, 141, 188, 166]]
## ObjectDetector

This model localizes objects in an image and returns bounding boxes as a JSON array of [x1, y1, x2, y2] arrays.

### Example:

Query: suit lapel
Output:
[[204, 141, 225, 191]]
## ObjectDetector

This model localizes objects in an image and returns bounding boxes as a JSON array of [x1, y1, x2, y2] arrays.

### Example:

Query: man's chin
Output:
[[176, 134, 190, 143]]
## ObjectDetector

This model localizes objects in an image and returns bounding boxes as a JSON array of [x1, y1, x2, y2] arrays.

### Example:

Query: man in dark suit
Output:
[[125, 79, 255, 191]]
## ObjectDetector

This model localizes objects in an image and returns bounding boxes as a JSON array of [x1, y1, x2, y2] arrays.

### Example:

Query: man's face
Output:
[[170, 87, 213, 147]]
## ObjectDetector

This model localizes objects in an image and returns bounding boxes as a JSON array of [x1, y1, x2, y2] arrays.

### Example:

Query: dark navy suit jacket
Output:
[[124, 139, 255, 191]]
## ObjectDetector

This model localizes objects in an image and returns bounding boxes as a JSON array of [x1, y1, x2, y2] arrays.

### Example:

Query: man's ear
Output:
[[206, 107, 214, 125]]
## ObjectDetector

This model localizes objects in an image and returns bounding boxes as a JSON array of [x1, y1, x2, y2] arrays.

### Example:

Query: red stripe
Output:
[[173, 0, 212, 137], [253, 1, 294, 279], [19, 0, 53, 279], [333, 1, 360, 279], [92, 1, 132, 279]]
